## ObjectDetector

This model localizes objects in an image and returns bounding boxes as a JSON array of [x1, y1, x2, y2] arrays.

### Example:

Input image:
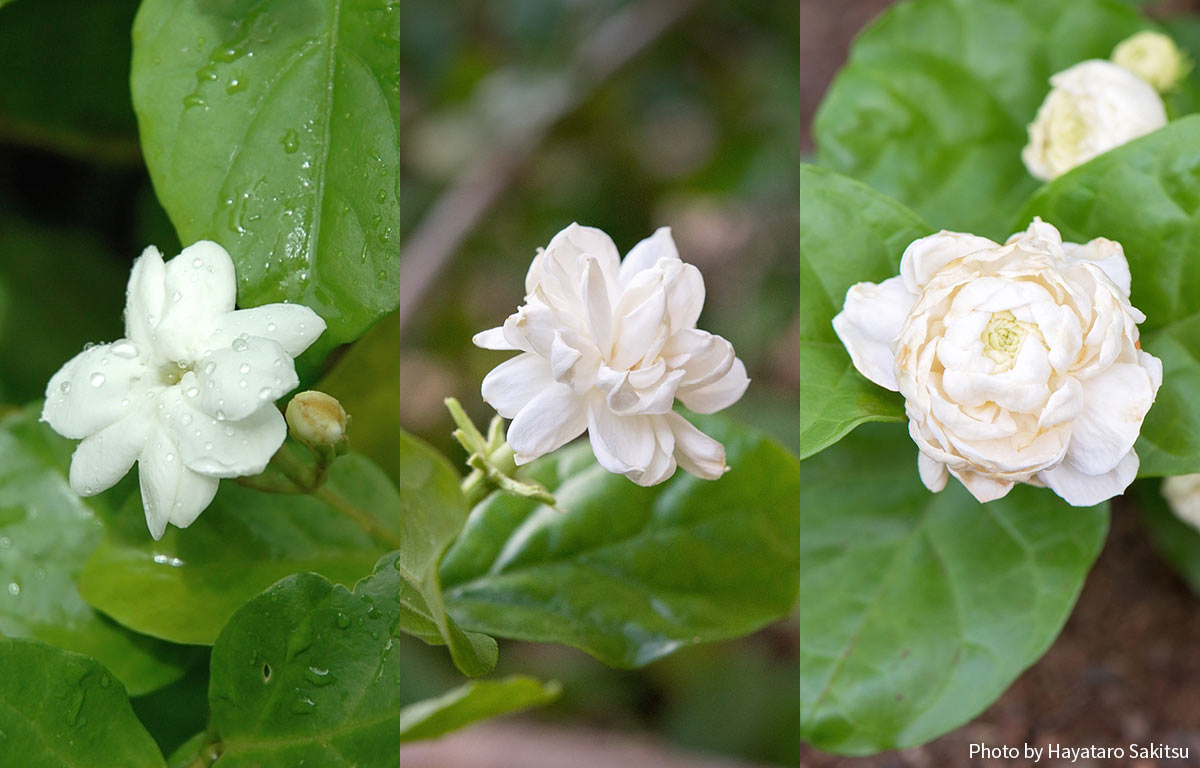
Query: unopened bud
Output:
[[1113, 31, 1191, 92], [286, 391, 348, 448]]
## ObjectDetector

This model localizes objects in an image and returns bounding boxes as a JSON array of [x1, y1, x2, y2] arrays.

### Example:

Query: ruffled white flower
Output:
[[41, 242, 325, 539], [833, 219, 1162, 507], [1023, 59, 1166, 181], [473, 223, 749, 485], [1112, 31, 1191, 93]]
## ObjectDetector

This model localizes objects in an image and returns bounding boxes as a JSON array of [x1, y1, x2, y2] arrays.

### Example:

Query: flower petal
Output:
[[137, 421, 219, 539], [124, 246, 166, 351], [951, 469, 1014, 503], [473, 326, 519, 351], [196, 337, 299, 422], [587, 405, 656, 478], [42, 342, 153, 439], [481, 353, 555, 419], [1066, 360, 1160, 475], [831, 275, 914, 392], [667, 412, 727, 480], [159, 386, 286, 477], [678, 357, 749, 414], [210, 303, 326, 357], [1039, 449, 1138, 507], [619, 227, 678, 286], [507, 384, 586, 463], [1064, 237, 1131, 297], [899, 231, 997, 293], [69, 408, 152, 496], [155, 241, 238, 360], [917, 452, 948, 492]]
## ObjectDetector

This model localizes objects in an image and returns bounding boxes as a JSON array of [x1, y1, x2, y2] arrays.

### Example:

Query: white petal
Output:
[[69, 409, 152, 496], [155, 241, 238, 360], [507, 384, 587, 463], [481, 353, 555, 419], [582, 257, 613, 355], [667, 411, 727, 480], [137, 422, 219, 539], [159, 386, 286, 477], [662, 261, 705, 333], [619, 226, 678, 286], [196, 337, 299, 422], [1039, 449, 1138, 507], [610, 279, 667, 370], [1066, 361, 1158, 475], [124, 246, 166, 351], [42, 342, 153, 439], [678, 357, 749, 414], [899, 231, 997, 293], [917, 452, 948, 492], [210, 304, 326, 357], [1063, 238, 1131, 297], [587, 405, 657, 478], [473, 326, 518, 351], [951, 469, 1014, 503], [831, 275, 914, 392]]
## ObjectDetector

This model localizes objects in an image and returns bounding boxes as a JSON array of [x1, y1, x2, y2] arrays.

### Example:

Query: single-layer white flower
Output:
[[473, 223, 749, 486], [42, 242, 325, 539], [1023, 59, 1166, 181], [833, 219, 1161, 507], [1112, 31, 1191, 93]]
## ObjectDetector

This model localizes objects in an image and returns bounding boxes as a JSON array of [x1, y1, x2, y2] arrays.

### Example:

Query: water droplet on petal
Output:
[[258, 387, 273, 400], [181, 414, 193, 426], [185, 387, 199, 399], [204, 441, 214, 451], [239, 379, 248, 388], [232, 336, 249, 352], [89, 373, 105, 388], [171, 290, 182, 303], [223, 426, 235, 437], [111, 341, 138, 359], [216, 410, 226, 421], [266, 322, 277, 332], [59, 381, 72, 394], [203, 362, 217, 376], [164, 453, 175, 463]]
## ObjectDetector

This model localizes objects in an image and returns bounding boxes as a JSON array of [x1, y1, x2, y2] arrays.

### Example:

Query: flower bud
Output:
[[1112, 31, 1191, 93], [286, 391, 348, 448]]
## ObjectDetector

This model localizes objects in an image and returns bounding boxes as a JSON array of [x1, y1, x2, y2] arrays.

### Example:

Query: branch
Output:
[[391, 0, 701, 337]]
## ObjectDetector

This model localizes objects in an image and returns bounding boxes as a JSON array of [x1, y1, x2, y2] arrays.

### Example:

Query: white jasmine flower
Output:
[[41, 242, 325, 539], [833, 219, 1161, 507], [473, 223, 749, 486], [1023, 59, 1166, 181], [1112, 31, 1191, 93], [1162, 474, 1200, 532]]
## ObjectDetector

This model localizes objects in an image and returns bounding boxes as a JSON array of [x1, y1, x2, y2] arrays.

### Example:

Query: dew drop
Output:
[[266, 322, 277, 332], [183, 94, 207, 109], [89, 373, 105, 388], [171, 290, 183, 303], [185, 387, 200, 399], [223, 426, 235, 437], [203, 362, 217, 376], [232, 336, 249, 352], [59, 381, 71, 394], [181, 414, 193, 426], [258, 387, 273, 400], [204, 441, 214, 451], [7, 583, 18, 596], [216, 410, 226, 421], [335, 613, 350, 629], [192, 257, 204, 268], [290, 696, 316, 715], [239, 379, 248, 388], [164, 453, 175, 463], [239, 363, 251, 374], [111, 341, 138, 359], [0, 537, 9, 550], [282, 128, 299, 153]]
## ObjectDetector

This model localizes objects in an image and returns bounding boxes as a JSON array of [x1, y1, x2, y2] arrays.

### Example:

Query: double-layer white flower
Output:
[[1023, 59, 1166, 181], [42, 242, 325, 538], [474, 224, 749, 485], [833, 219, 1161, 506]]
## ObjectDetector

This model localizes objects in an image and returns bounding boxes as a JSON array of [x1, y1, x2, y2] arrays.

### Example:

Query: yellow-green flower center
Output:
[[981, 310, 1036, 371]]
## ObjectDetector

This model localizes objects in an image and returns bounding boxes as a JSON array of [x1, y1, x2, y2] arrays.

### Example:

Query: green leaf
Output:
[[815, 0, 1149, 235], [0, 408, 196, 696], [399, 676, 561, 743], [798, 164, 925, 459], [799, 423, 1107, 755], [1015, 115, 1200, 476], [131, 0, 404, 353], [80, 451, 409, 646], [440, 417, 800, 667], [208, 572, 403, 768], [1138, 480, 1200, 595], [0, 639, 165, 767]]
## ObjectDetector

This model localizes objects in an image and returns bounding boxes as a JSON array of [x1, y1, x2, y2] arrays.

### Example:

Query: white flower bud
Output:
[[1112, 31, 1191, 93], [286, 391, 348, 448], [1023, 60, 1166, 181]]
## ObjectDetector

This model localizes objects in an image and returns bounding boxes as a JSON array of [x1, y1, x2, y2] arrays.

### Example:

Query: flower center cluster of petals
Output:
[[473, 223, 749, 486]]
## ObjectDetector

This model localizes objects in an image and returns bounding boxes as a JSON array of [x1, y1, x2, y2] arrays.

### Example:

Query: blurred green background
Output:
[[0, 0, 798, 764]]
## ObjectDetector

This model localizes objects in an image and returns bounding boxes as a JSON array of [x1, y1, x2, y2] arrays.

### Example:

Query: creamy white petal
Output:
[[210, 304, 326, 357], [662, 261, 705, 334], [158, 386, 286, 478], [678, 357, 749, 414], [951, 469, 1014, 503], [1039, 449, 1138, 507], [668, 412, 727, 480], [507, 384, 587, 463], [587, 405, 656, 477], [900, 231, 997, 293], [1066, 361, 1159, 475], [481, 353, 555, 418], [611, 280, 667, 370], [137, 421, 219, 540], [831, 275, 914, 392], [69, 408, 152, 496], [917, 452, 948, 492], [1064, 238, 1131, 297], [155, 241, 238, 360], [196, 337, 299, 422], [124, 246, 166, 351], [619, 226, 678, 286], [472, 326, 518, 351], [42, 343, 153, 439]]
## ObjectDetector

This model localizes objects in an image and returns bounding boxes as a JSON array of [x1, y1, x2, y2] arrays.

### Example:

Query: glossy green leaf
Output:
[[815, 0, 1149, 235], [0, 408, 195, 696], [0, 639, 165, 767], [208, 572, 403, 768], [440, 417, 800, 667], [399, 676, 561, 742], [131, 0, 403, 353], [80, 450, 408, 646], [1016, 115, 1200, 476], [798, 164, 924, 459], [799, 424, 1108, 754], [1138, 480, 1200, 595]]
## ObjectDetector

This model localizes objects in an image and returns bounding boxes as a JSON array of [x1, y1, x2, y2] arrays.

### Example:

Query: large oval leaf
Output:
[[798, 164, 924, 460], [439, 417, 800, 667], [799, 423, 1107, 754], [0, 639, 165, 768], [815, 0, 1149, 236], [0, 408, 195, 696], [1016, 115, 1200, 476], [131, 0, 403, 351]]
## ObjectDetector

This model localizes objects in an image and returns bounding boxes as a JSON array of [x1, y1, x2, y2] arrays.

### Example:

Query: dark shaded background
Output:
[[801, 0, 1200, 765]]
